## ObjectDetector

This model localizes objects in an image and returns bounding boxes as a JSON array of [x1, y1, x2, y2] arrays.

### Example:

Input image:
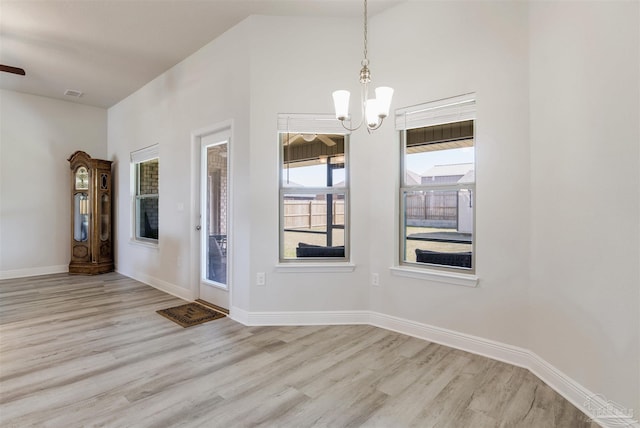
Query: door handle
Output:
[[196, 225, 201, 231]]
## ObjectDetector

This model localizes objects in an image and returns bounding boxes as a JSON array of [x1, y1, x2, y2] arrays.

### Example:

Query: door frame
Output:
[[190, 120, 234, 307]]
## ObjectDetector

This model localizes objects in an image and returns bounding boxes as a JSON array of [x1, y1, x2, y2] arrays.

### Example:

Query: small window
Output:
[[397, 94, 476, 271], [131, 145, 159, 243], [278, 114, 349, 261]]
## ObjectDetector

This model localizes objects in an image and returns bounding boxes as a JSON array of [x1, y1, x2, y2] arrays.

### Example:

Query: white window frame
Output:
[[393, 94, 478, 287], [276, 113, 352, 267], [130, 144, 159, 246], [200, 129, 231, 289]]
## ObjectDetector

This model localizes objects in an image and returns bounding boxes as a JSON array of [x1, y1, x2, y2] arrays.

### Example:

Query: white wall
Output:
[[368, 1, 531, 347], [107, 19, 252, 308], [247, 15, 371, 312], [0, 90, 107, 278], [529, 1, 640, 413]]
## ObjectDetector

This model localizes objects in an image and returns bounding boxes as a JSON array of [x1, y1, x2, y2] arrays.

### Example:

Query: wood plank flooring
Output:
[[0, 273, 597, 427]]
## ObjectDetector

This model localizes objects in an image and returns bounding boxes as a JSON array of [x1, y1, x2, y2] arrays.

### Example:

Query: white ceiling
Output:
[[0, 0, 402, 109]]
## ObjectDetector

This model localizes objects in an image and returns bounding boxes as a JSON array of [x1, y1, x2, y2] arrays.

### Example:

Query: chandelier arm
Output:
[[366, 116, 386, 133], [339, 117, 364, 132]]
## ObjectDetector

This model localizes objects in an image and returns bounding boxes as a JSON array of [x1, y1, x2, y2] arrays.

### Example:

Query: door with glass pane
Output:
[[198, 130, 230, 310]]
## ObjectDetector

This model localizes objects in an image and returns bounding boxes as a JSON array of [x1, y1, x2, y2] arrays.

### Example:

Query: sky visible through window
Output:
[[282, 164, 345, 187], [406, 147, 474, 175]]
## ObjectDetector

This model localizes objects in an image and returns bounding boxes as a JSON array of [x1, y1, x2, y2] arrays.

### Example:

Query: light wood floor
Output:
[[1, 273, 596, 427]]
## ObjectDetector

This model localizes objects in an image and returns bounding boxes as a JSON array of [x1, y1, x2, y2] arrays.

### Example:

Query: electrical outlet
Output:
[[371, 273, 380, 286], [256, 272, 266, 286]]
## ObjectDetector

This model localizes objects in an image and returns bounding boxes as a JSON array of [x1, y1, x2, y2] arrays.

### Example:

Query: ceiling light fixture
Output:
[[332, 0, 393, 133]]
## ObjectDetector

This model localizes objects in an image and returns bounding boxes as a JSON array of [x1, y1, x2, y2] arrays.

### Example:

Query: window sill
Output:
[[275, 262, 356, 273], [129, 239, 159, 250], [390, 266, 478, 287]]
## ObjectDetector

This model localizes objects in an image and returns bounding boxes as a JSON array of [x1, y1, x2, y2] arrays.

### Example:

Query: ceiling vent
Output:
[[64, 89, 83, 98]]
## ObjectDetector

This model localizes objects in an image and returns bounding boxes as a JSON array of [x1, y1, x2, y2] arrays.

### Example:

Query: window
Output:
[[278, 114, 349, 261], [397, 94, 476, 271], [200, 131, 230, 286], [131, 145, 159, 243]]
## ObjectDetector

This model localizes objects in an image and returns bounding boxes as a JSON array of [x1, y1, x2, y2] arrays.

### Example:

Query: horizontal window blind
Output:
[[278, 113, 350, 135], [406, 120, 474, 148], [131, 144, 159, 163], [395, 93, 476, 131]]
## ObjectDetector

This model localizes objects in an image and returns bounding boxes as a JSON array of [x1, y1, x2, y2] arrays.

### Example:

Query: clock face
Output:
[[75, 167, 89, 190]]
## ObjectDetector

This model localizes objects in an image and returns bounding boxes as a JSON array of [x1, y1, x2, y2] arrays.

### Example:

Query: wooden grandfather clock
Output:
[[68, 151, 114, 274]]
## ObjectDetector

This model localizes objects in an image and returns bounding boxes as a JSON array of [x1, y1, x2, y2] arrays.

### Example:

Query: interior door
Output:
[[198, 129, 230, 310]]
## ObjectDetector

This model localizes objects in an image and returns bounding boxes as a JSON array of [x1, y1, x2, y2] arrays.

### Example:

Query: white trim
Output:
[[277, 113, 349, 134], [277, 113, 352, 264], [395, 93, 476, 130], [199, 130, 231, 291], [201, 129, 231, 146], [122, 269, 194, 301], [231, 309, 370, 326], [369, 312, 638, 428], [390, 266, 478, 287], [275, 263, 356, 273], [130, 144, 159, 163], [128, 239, 159, 250], [369, 311, 531, 367], [190, 119, 234, 310], [229, 305, 250, 325], [0, 264, 68, 280], [396, 93, 477, 278], [228, 308, 637, 427], [130, 144, 160, 244]]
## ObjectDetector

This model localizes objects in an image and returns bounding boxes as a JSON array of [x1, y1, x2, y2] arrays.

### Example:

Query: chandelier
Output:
[[332, 0, 394, 132]]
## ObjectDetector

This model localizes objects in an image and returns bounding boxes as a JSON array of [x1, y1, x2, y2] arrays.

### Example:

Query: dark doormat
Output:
[[157, 302, 225, 328]]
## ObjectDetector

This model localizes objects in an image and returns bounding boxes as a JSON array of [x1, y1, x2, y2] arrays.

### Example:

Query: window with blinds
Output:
[[131, 145, 159, 243], [397, 94, 476, 271], [278, 114, 350, 261]]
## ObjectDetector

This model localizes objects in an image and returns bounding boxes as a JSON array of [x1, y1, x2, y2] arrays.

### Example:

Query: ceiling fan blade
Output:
[[317, 135, 336, 147], [285, 134, 303, 145], [0, 65, 26, 76]]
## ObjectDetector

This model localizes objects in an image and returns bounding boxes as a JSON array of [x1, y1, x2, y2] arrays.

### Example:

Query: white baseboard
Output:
[[229, 305, 250, 325], [232, 308, 638, 428], [527, 353, 639, 428], [0, 264, 68, 280], [120, 269, 195, 301], [372, 311, 638, 428], [369, 312, 532, 369], [234, 309, 370, 326]]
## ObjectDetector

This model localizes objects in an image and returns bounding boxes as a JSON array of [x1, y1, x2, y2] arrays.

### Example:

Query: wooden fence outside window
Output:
[[284, 200, 345, 229]]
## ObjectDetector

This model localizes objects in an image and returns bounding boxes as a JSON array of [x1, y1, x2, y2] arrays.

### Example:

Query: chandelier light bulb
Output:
[[332, 90, 351, 121], [375, 86, 394, 118], [365, 99, 380, 127]]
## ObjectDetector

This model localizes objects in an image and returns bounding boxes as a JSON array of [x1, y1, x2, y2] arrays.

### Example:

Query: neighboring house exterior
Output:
[[421, 163, 474, 185], [405, 170, 422, 186]]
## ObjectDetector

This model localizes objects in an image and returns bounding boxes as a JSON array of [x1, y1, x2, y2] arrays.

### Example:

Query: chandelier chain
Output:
[[363, 0, 368, 63]]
